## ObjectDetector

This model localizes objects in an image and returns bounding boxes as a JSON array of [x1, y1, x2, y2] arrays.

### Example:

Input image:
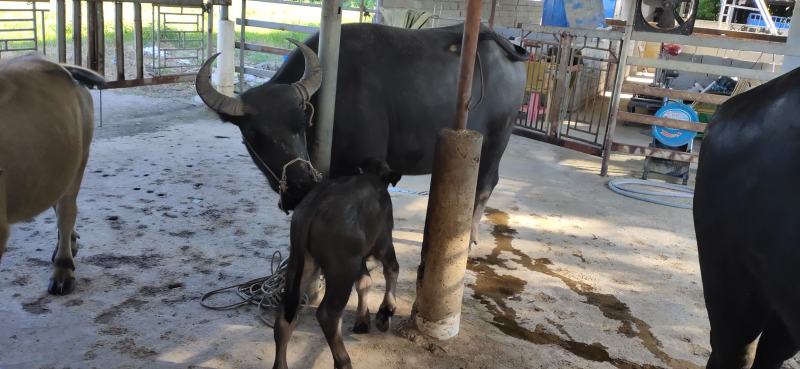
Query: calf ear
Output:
[[386, 172, 402, 187]]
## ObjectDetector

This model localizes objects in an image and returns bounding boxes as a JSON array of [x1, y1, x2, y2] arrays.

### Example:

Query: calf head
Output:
[[358, 159, 402, 187], [196, 40, 322, 211]]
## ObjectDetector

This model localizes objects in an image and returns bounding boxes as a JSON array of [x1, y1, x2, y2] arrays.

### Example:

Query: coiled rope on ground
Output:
[[607, 178, 694, 209]]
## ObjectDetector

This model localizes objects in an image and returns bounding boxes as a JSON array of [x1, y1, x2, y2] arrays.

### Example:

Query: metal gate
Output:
[[515, 25, 624, 156], [152, 4, 207, 75], [0, 0, 48, 57]]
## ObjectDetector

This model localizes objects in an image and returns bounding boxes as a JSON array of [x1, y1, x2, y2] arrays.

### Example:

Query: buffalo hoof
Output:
[[353, 320, 370, 334], [375, 306, 395, 332], [48, 276, 75, 295]]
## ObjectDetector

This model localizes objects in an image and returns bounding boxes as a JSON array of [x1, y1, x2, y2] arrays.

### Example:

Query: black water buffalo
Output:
[[0, 54, 103, 295], [273, 159, 401, 369], [196, 23, 528, 245], [694, 67, 800, 368]]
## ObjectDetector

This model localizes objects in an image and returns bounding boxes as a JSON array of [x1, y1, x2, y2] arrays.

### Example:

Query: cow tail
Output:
[[283, 217, 309, 323]]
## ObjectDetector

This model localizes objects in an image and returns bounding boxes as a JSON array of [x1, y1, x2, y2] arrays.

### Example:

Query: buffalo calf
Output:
[[273, 159, 401, 369], [0, 54, 103, 295]]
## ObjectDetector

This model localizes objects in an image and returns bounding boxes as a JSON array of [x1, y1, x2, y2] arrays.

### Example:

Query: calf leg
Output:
[[317, 262, 361, 369], [352, 264, 372, 334], [751, 314, 798, 369], [374, 240, 399, 333], [273, 253, 319, 369]]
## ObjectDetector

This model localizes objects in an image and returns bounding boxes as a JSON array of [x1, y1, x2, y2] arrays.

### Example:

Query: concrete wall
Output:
[[381, 0, 544, 29]]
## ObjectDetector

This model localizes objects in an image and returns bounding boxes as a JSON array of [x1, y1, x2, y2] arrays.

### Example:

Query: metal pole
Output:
[[206, 2, 213, 59], [782, 4, 800, 73], [73, 0, 82, 65], [87, 1, 97, 71], [411, 0, 485, 341], [56, 0, 66, 62], [452, 0, 483, 131], [98, 2, 105, 75], [311, 0, 343, 175], [600, 0, 636, 176], [374, 0, 382, 23]]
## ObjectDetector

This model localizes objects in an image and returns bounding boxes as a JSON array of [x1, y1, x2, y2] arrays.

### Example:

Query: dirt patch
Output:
[[95, 297, 149, 324], [83, 253, 163, 269], [111, 337, 158, 359], [21, 296, 52, 315]]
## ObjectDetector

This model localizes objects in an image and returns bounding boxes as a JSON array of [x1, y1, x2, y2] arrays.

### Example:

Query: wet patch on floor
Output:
[[467, 208, 700, 369]]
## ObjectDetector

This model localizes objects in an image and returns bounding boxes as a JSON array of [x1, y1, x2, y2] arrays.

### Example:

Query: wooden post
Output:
[[98, 2, 105, 76], [87, 1, 98, 71], [411, 0, 485, 341], [488, 0, 497, 28], [115, 2, 125, 81], [134, 2, 143, 79], [73, 0, 82, 65], [56, 0, 67, 62]]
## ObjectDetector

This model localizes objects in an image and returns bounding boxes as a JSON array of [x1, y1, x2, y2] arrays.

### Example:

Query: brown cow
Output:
[[0, 54, 103, 295]]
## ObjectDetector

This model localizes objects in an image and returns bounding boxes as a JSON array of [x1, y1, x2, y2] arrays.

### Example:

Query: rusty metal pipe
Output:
[[453, 0, 483, 131]]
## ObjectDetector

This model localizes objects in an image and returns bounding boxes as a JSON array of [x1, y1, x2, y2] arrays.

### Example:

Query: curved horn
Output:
[[195, 53, 246, 117], [287, 39, 322, 100]]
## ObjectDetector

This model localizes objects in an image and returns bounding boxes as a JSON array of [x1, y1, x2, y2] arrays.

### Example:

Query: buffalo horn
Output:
[[195, 53, 246, 117], [287, 39, 322, 100]]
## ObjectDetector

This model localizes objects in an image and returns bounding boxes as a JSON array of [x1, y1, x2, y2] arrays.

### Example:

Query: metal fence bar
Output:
[[235, 18, 317, 33], [631, 31, 787, 54], [97, 2, 105, 74], [626, 56, 779, 81]]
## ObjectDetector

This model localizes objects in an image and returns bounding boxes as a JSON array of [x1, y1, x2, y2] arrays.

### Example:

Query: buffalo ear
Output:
[[386, 171, 402, 187]]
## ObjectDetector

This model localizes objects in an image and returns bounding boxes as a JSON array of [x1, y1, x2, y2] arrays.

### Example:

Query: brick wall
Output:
[[381, 0, 544, 29]]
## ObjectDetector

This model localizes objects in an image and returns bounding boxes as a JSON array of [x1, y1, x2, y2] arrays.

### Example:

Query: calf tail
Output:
[[283, 218, 310, 323]]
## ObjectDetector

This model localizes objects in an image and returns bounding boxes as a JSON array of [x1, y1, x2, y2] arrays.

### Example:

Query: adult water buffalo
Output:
[[0, 54, 103, 295], [694, 67, 800, 368], [196, 23, 528, 245]]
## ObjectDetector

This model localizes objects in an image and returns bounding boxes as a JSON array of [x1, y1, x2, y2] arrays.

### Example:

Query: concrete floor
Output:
[[0, 86, 796, 369]]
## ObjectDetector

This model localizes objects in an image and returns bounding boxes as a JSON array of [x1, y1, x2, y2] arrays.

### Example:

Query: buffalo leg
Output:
[[317, 262, 360, 369], [273, 253, 319, 369], [49, 192, 81, 295], [701, 269, 765, 368], [352, 263, 372, 334], [471, 123, 511, 246], [374, 238, 399, 333], [751, 314, 798, 369]]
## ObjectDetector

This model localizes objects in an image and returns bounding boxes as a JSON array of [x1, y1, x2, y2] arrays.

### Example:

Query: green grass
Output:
[[1, 1, 370, 68]]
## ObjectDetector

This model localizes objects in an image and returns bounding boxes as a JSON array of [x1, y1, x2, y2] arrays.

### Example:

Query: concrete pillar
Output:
[[412, 129, 483, 340], [311, 0, 343, 175], [215, 16, 236, 96], [782, 4, 800, 73]]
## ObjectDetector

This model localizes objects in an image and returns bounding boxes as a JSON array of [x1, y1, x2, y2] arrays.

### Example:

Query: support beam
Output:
[[311, 0, 343, 175], [56, 0, 66, 62], [73, 0, 82, 65], [412, 0, 485, 341], [783, 3, 800, 73], [600, 0, 636, 176]]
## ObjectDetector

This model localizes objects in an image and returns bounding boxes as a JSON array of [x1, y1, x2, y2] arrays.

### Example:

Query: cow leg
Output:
[[317, 262, 360, 369], [352, 263, 372, 334], [374, 238, 399, 333], [273, 253, 319, 369], [751, 314, 798, 369]]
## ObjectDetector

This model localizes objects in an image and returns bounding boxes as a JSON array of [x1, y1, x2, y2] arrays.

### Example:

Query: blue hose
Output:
[[607, 178, 694, 209]]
